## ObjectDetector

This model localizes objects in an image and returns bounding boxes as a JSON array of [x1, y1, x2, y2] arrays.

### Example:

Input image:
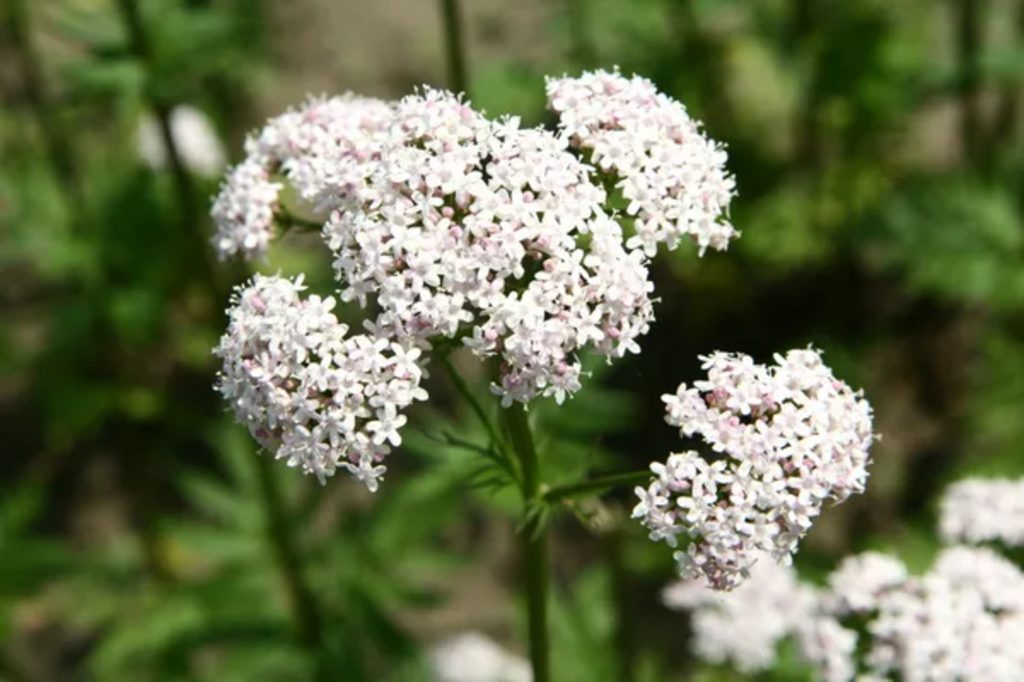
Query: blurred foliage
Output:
[[2, 0, 1023, 679]]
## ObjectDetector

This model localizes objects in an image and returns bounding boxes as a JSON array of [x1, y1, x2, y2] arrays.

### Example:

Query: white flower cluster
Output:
[[211, 74, 732, 486], [429, 632, 531, 682], [211, 95, 393, 260], [213, 274, 428, 491], [939, 477, 1024, 547], [323, 89, 655, 405], [633, 348, 874, 589], [546, 69, 737, 256], [667, 478, 1024, 681]]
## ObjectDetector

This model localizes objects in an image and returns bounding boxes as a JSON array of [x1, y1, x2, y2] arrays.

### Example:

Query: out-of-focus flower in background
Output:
[[430, 631, 531, 682], [136, 105, 226, 177]]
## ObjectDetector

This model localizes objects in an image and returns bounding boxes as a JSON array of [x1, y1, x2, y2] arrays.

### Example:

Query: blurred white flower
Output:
[[137, 105, 225, 176], [430, 632, 531, 682], [939, 477, 1024, 547], [825, 551, 907, 615], [663, 558, 815, 673], [634, 348, 875, 589], [671, 543, 1024, 680]]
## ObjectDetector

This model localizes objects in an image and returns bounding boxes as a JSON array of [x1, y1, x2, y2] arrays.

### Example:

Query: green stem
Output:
[[439, 0, 469, 96], [564, 0, 595, 67], [955, 0, 985, 167], [5, 0, 85, 223], [278, 211, 322, 232], [115, 0, 216, 288], [543, 471, 651, 503], [503, 404, 551, 682], [254, 455, 323, 650], [606, 527, 636, 682]]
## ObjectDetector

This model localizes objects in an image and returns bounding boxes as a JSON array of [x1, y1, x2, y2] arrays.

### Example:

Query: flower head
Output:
[[634, 348, 874, 589], [211, 95, 394, 260], [323, 88, 655, 405]]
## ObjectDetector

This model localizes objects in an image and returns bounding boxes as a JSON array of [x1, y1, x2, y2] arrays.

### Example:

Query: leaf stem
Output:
[[503, 404, 551, 682], [115, 0, 216, 288], [5, 0, 85, 224], [437, 352, 516, 477]]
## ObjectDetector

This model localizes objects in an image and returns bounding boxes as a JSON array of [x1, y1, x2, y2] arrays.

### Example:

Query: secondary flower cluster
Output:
[[939, 477, 1024, 547], [546, 69, 737, 256], [212, 71, 732, 488], [633, 348, 875, 589], [213, 274, 428, 491], [666, 478, 1024, 681]]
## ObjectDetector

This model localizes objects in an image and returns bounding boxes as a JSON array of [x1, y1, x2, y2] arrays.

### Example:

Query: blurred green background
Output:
[[2, 0, 1023, 679]]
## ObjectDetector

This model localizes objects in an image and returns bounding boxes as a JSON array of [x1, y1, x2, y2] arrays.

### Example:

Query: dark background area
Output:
[[2, 0, 1023, 679]]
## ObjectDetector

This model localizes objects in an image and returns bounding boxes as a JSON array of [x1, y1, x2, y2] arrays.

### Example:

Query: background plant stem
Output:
[[115, 0, 216, 289], [503, 404, 551, 682], [439, 0, 469, 96], [5, 0, 84, 224]]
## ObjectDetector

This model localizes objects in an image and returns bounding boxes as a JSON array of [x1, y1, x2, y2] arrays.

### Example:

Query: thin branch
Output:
[[542, 471, 650, 503], [437, 352, 517, 479]]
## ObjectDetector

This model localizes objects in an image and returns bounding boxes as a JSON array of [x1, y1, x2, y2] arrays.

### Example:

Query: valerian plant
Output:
[[209, 69, 876, 681]]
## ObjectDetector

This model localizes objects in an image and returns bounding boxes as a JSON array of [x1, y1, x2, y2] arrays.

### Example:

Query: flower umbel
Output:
[[634, 348, 875, 589]]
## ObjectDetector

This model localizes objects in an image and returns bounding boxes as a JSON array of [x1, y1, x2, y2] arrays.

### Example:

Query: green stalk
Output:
[[254, 455, 324, 650], [503, 404, 551, 682], [439, 0, 469, 96]]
